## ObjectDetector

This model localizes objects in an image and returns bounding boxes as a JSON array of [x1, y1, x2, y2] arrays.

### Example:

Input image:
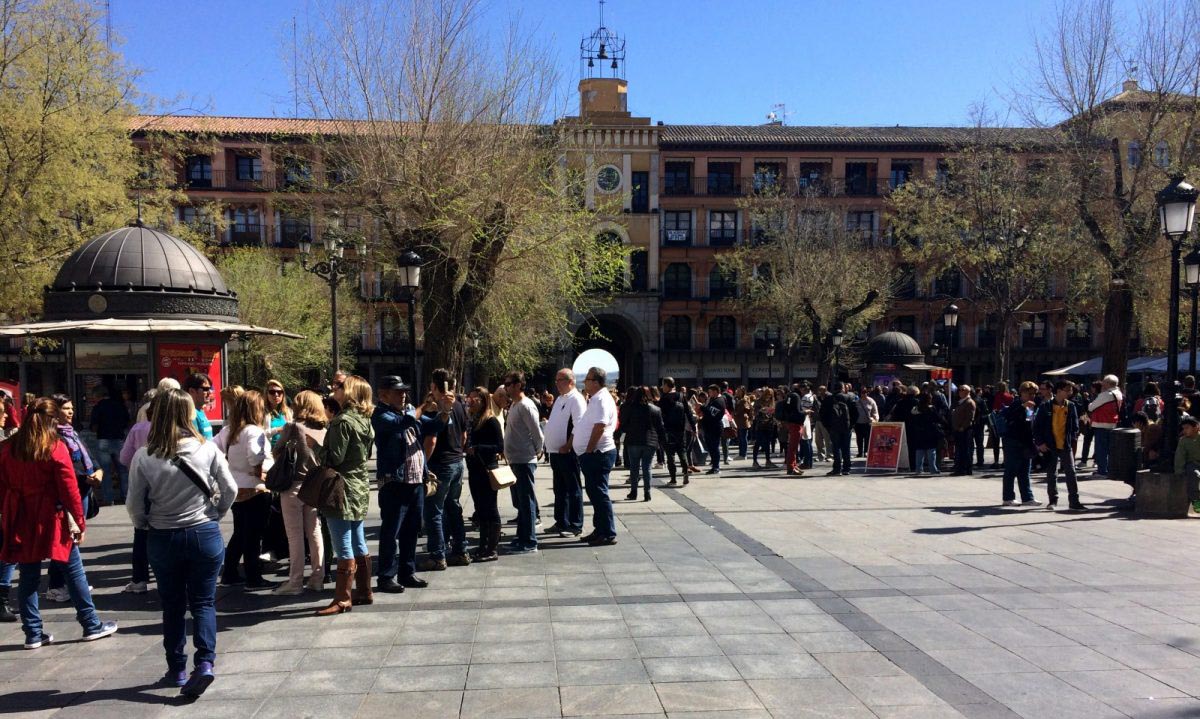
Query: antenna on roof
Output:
[[765, 103, 789, 126], [292, 16, 299, 117]]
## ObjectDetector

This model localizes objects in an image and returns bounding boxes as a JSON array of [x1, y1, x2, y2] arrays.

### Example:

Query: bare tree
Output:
[[721, 187, 892, 385], [292, 0, 622, 382], [1021, 0, 1200, 380]]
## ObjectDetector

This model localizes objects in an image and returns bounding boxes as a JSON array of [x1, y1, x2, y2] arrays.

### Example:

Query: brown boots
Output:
[[315, 559, 355, 616], [351, 554, 374, 606]]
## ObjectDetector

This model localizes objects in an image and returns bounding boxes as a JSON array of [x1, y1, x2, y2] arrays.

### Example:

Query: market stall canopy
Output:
[[0, 318, 302, 339], [1127, 352, 1200, 374], [903, 362, 948, 371], [1043, 356, 1105, 376]]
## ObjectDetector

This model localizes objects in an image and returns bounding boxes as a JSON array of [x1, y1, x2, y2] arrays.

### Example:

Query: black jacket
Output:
[[658, 391, 693, 436], [1002, 400, 1035, 451], [908, 406, 947, 450], [700, 396, 726, 433], [467, 415, 503, 469], [818, 391, 859, 432], [616, 402, 667, 449]]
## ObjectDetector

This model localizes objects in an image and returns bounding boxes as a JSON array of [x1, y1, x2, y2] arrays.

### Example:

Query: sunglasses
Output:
[[268, 389, 283, 395], [200, 386, 213, 392]]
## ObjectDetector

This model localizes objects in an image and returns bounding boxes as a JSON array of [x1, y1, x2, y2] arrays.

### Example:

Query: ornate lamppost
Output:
[[942, 302, 959, 404], [1156, 176, 1198, 461], [1185, 248, 1200, 377], [298, 212, 367, 382], [830, 328, 844, 383], [766, 342, 776, 389], [397, 249, 424, 392]]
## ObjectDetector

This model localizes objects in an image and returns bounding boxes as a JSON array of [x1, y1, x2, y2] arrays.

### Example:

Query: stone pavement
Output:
[[3, 455, 1200, 718]]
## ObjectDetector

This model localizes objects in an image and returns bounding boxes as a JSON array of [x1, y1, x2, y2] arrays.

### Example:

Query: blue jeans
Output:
[[148, 521, 223, 671], [18, 544, 103, 643], [424, 460, 465, 560], [549, 453, 584, 532], [626, 445, 654, 498], [915, 448, 940, 474], [830, 431, 853, 473], [48, 487, 89, 591], [737, 428, 748, 458], [377, 481, 423, 579], [96, 438, 128, 502], [704, 429, 722, 470], [801, 437, 814, 466], [0, 525, 13, 586], [1002, 438, 1034, 502], [325, 516, 367, 560], [580, 449, 617, 538], [1093, 428, 1112, 475], [512, 462, 538, 549]]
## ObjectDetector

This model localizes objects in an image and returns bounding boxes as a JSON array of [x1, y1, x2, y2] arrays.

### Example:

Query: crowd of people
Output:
[[0, 363, 1192, 700]]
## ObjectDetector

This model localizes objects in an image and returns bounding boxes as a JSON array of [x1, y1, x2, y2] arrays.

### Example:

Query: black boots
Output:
[[472, 521, 500, 562], [0, 586, 15, 623]]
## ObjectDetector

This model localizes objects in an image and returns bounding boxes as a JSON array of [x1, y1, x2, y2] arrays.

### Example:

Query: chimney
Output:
[[1123, 78, 1139, 93]]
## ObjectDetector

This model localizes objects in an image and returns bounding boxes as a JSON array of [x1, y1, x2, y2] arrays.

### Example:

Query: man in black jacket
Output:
[[700, 385, 727, 475], [658, 378, 692, 486], [617, 388, 667, 501], [819, 381, 858, 475], [1001, 381, 1041, 507]]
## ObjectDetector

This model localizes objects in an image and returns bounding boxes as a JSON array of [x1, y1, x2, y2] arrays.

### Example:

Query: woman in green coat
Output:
[[313, 375, 375, 616]]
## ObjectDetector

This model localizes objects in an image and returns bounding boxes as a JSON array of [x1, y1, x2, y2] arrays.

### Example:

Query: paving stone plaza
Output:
[[4, 459, 1200, 719]]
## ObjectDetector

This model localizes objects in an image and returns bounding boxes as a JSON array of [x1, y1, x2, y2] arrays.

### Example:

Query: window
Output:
[[844, 162, 876, 196], [185, 155, 211, 187], [1128, 141, 1142, 168], [1154, 141, 1170, 168], [229, 207, 262, 246], [708, 316, 737, 349], [663, 316, 691, 350], [178, 206, 213, 236], [663, 211, 692, 246], [889, 161, 915, 190], [935, 160, 951, 188], [1021, 314, 1049, 348], [753, 324, 781, 349], [753, 162, 783, 192], [977, 314, 999, 348], [845, 211, 877, 245], [706, 162, 739, 196], [933, 270, 961, 298], [934, 325, 960, 349], [708, 210, 737, 246], [1065, 316, 1092, 348], [709, 266, 737, 299], [279, 214, 310, 248], [629, 249, 648, 292], [662, 263, 692, 299], [663, 161, 693, 196], [895, 265, 917, 299], [890, 315, 916, 337], [797, 162, 829, 194], [234, 154, 262, 182], [282, 157, 313, 188], [630, 171, 649, 213]]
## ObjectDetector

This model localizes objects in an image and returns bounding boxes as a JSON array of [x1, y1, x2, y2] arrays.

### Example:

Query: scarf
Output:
[[57, 423, 95, 477]]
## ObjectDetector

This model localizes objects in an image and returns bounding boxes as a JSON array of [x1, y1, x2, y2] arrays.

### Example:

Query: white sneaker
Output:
[[272, 583, 304, 596], [1002, 500, 1018, 506], [45, 587, 70, 603], [123, 581, 148, 594], [1020, 499, 1042, 507]]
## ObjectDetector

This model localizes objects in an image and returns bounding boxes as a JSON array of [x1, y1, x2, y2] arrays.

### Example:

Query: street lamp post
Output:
[[830, 329, 844, 384], [397, 250, 424, 393], [942, 303, 959, 406], [766, 342, 775, 388], [1156, 176, 1199, 462], [298, 213, 369, 383], [1186, 249, 1200, 377]]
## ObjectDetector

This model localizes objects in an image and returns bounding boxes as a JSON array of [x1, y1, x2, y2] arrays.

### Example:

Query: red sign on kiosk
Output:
[[156, 343, 222, 420]]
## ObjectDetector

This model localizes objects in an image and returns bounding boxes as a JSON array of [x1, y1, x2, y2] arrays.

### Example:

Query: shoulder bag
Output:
[[297, 465, 346, 514], [488, 459, 517, 491]]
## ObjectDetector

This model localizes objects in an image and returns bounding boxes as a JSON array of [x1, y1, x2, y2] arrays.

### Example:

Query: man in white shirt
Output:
[[503, 371, 544, 553], [574, 367, 618, 546], [544, 368, 587, 538]]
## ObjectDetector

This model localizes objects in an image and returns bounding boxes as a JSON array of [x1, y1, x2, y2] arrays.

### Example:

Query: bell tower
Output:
[[578, 0, 629, 120]]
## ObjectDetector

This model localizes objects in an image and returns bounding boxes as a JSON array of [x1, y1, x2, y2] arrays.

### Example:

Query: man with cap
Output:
[[371, 376, 428, 592]]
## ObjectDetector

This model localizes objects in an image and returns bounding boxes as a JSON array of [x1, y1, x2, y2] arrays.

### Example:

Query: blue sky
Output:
[[115, 0, 1142, 126]]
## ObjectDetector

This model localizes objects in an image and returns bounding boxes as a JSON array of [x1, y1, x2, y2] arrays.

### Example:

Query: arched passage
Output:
[[573, 314, 644, 387]]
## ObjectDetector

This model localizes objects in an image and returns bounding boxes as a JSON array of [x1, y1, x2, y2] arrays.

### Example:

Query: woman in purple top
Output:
[[119, 389, 158, 594], [43, 394, 102, 603]]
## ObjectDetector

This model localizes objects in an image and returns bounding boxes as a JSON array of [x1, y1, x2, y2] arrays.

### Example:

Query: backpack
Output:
[[828, 396, 852, 434], [265, 425, 308, 492]]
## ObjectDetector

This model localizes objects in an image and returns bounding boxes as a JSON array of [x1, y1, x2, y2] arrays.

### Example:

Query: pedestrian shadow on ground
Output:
[[914, 501, 1130, 534], [0, 683, 197, 713]]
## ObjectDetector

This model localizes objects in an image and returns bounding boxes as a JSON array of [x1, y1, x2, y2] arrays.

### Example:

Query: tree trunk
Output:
[[995, 318, 1012, 385], [1101, 280, 1134, 384], [418, 260, 469, 388]]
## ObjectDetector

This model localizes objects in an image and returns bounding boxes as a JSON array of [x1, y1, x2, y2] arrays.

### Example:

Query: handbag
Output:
[[297, 465, 346, 514], [424, 470, 440, 498], [488, 461, 517, 491]]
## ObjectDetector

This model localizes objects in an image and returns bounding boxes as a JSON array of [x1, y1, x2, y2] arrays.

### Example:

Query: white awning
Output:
[[0, 318, 303, 339], [1043, 356, 1105, 376], [903, 362, 948, 371]]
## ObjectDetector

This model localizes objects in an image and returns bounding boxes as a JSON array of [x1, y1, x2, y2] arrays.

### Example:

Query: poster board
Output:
[[866, 422, 910, 472], [156, 343, 223, 420]]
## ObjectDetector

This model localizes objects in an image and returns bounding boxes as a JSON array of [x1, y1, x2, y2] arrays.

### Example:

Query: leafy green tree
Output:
[[215, 249, 361, 390]]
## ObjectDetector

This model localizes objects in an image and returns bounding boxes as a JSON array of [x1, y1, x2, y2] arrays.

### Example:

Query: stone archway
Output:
[[574, 313, 644, 387]]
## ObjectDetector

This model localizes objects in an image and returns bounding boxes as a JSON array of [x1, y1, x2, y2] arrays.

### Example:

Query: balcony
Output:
[[210, 223, 317, 249], [176, 168, 323, 193], [661, 229, 693, 247], [843, 176, 879, 196], [659, 176, 879, 198]]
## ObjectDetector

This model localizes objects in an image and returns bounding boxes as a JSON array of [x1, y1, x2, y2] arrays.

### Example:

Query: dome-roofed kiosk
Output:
[[0, 221, 299, 425]]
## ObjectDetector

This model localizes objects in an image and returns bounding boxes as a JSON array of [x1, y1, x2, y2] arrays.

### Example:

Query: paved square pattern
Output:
[[3, 456, 1199, 718]]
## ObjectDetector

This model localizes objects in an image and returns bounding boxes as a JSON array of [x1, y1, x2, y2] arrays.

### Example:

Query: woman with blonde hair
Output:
[[313, 375, 375, 615], [127, 389, 236, 697], [271, 390, 326, 595], [214, 391, 275, 589], [219, 385, 244, 423], [264, 379, 291, 447]]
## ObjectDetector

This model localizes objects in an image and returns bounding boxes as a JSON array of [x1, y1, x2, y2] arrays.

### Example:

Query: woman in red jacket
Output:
[[0, 397, 117, 649]]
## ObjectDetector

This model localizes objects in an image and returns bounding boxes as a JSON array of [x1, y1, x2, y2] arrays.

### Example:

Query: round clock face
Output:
[[596, 165, 621, 193], [87, 293, 108, 314]]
